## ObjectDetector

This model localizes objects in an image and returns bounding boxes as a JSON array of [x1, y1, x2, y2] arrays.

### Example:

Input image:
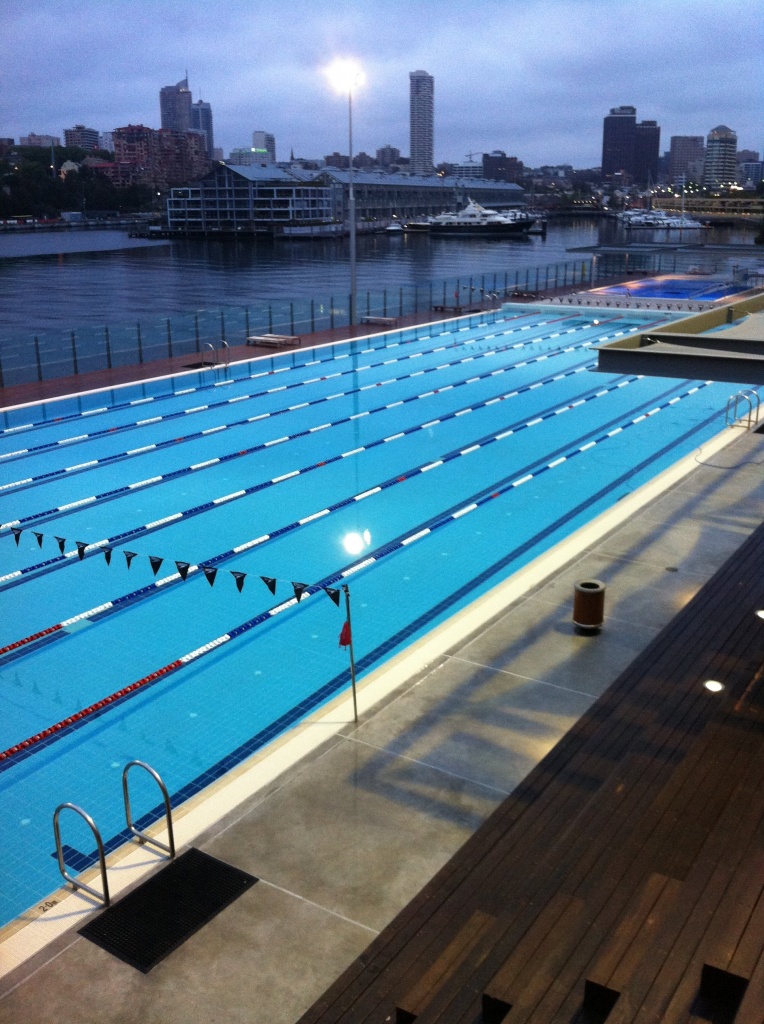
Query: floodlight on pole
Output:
[[325, 59, 365, 327]]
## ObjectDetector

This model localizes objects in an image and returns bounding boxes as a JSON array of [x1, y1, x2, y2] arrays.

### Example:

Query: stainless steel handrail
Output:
[[122, 760, 176, 859], [726, 389, 760, 430], [52, 803, 110, 906], [220, 340, 230, 367], [203, 342, 216, 366]]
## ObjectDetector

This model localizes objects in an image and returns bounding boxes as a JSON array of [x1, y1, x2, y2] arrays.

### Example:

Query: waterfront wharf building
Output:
[[166, 163, 336, 234], [166, 163, 526, 235], [63, 125, 100, 151], [160, 76, 192, 132], [703, 125, 738, 189], [410, 70, 434, 176]]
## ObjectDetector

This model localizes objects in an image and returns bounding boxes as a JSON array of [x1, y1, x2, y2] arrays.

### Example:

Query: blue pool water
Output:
[[0, 304, 741, 926], [593, 274, 751, 301]]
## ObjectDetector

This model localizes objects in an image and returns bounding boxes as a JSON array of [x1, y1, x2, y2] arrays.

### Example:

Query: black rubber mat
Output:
[[79, 847, 257, 972]]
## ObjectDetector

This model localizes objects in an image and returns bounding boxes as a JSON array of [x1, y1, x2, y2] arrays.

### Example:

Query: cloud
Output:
[[1, 0, 761, 166]]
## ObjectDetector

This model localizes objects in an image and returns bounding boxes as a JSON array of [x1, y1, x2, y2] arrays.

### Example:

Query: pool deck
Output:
[[2, 388, 764, 1019]]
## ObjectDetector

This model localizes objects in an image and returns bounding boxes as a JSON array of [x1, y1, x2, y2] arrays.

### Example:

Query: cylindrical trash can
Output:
[[573, 579, 606, 633]]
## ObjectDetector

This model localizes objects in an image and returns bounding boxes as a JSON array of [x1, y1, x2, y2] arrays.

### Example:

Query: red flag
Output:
[[339, 620, 352, 648]]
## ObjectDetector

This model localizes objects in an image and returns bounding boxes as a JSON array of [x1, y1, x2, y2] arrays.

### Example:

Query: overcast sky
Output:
[[2, 0, 762, 168]]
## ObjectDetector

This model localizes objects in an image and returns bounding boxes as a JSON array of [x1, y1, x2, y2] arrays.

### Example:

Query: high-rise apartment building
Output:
[[63, 125, 100, 151], [160, 76, 192, 132], [409, 70, 434, 176], [668, 136, 705, 184], [190, 100, 214, 159], [703, 125, 737, 188], [252, 131, 276, 165]]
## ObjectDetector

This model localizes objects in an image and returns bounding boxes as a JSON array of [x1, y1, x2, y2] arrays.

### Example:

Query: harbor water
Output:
[[0, 219, 757, 339]]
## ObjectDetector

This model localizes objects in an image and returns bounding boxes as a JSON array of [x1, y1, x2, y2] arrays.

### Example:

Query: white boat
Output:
[[621, 209, 704, 230], [408, 199, 535, 236]]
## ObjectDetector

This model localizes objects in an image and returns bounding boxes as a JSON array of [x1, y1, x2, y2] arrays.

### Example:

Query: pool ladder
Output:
[[201, 340, 230, 368], [725, 390, 760, 431], [52, 759, 175, 908]]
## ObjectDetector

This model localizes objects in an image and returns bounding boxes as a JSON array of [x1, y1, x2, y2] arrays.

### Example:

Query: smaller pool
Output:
[[593, 274, 751, 302]]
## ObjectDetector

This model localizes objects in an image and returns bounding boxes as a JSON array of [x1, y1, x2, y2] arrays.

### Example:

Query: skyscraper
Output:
[[601, 106, 661, 185], [703, 125, 737, 188], [669, 136, 705, 184], [409, 70, 434, 176], [634, 120, 660, 186], [601, 106, 636, 179], [191, 100, 214, 159], [160, 76, 192, 132]]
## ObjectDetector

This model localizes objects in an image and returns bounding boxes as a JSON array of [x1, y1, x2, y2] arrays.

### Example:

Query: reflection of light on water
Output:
[[342, 529, 371, 555]]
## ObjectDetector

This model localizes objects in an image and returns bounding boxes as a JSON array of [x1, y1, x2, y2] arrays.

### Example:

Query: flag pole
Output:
[[342, 583, 358, 722]]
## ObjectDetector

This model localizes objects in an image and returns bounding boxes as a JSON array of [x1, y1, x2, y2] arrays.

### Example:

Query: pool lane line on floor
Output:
[[0, 352, 626, 590], [0, 358, 620, 657], [0, 310, 555, 454], [0, 375, 715, 763], [0, 319, 616, 495]]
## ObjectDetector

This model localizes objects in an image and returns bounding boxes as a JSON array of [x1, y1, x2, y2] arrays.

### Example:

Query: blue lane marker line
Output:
[[0, 310, 546, 440], [0, 313, 621, 463], [0, 352, 604, 586], [0, 323, 611, 496], [2, 368, 687, 654], [0, 377, 716, 768]]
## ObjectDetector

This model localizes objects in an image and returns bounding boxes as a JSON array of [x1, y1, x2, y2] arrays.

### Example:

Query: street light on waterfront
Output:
[[325, 58, 365, 327]]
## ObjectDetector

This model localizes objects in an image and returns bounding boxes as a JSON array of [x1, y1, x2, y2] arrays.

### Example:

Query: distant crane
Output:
[[465, 152, 483, 163]]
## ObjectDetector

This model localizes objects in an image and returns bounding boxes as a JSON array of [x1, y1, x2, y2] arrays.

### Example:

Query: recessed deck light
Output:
[[756, 610, 764, 620], [704, 680, 724, 693]]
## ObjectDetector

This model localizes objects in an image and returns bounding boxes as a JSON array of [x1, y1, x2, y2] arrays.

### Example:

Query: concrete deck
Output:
[[1, 423, 764, 1024]]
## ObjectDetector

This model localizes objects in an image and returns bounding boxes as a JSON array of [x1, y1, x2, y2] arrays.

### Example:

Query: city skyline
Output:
[[2, 0, 762, 168]]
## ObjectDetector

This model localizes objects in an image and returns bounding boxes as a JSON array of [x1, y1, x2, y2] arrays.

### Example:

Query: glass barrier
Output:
[[0, 257, 598, 389]]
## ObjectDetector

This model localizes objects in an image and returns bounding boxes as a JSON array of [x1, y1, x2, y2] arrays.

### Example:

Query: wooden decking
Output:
[[298, 519, 764, 1024]]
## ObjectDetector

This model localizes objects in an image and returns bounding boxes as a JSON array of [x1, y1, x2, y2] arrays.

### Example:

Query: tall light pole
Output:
[[326, 59, 365, 327]]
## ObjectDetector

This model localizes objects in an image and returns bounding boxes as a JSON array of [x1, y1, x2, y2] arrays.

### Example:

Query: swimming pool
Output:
[[0, 304, 737, 927], [593, 274, 752, 302]]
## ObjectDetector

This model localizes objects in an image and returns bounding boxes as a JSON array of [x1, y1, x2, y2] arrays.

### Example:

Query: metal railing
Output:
[[51, 759, 175, 910], [53, 803, 110, 907], [726, 389, 760, 430], [123, 759, 176, 860]]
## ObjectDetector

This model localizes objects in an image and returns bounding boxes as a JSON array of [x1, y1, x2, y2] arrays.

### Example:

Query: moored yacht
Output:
[[407, 199, 535, 236]]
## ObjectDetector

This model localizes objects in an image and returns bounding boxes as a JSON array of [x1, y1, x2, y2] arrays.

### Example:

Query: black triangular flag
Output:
[[75, 541, 88, 560], [103, 546, 113, 565], [260, 575, 277, 595], [231, 571, 246, 593], [292, 582, 308, 603], [176, 560, 190, 581], [33, 531, 43, 548], [54, 536, 66, 554], [324, 586, 341, 607], [149, 555, 163, 576], [124, 550, 137, 568], [203, 566, 217, 587], [11, 527, 22, 546]]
